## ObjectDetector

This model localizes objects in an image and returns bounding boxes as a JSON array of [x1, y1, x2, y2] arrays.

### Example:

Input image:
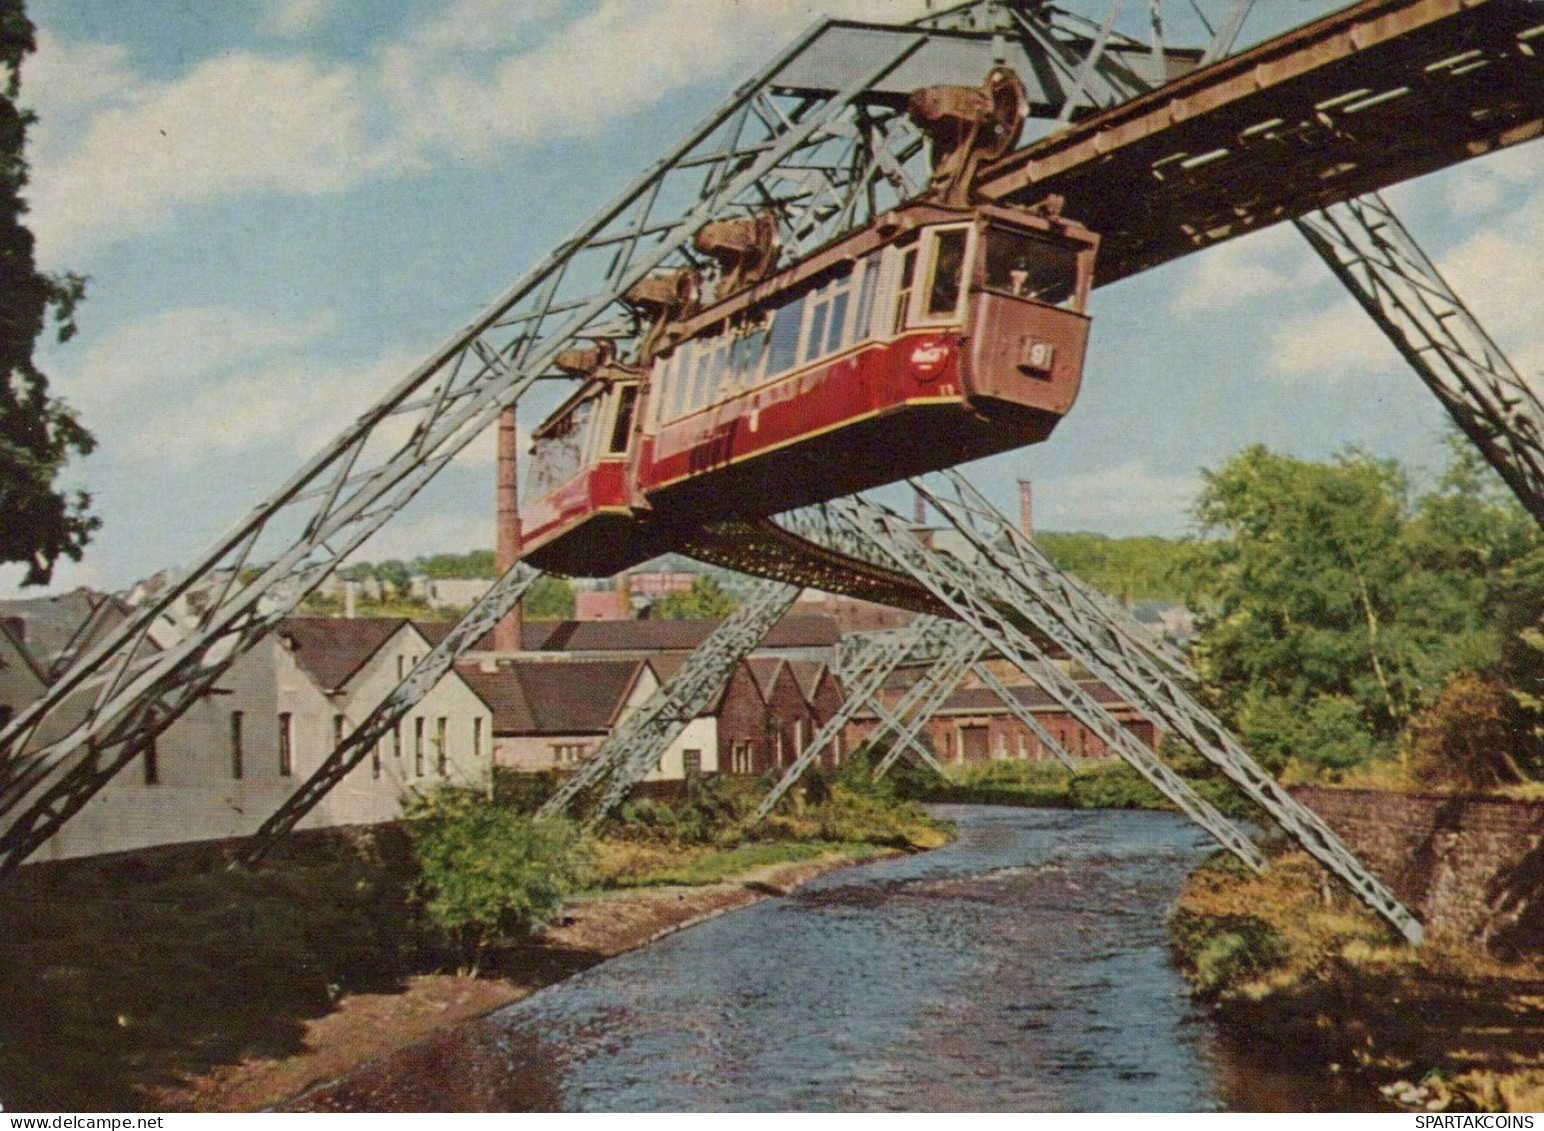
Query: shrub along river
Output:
[[300, 805, 1376, 1112]]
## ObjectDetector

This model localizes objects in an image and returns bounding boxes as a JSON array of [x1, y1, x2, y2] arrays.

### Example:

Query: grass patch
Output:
[[591, 839, 877, 889]]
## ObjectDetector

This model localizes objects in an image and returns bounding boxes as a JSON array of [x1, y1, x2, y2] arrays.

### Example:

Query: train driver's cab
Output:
[[526, 376, 640, 500]]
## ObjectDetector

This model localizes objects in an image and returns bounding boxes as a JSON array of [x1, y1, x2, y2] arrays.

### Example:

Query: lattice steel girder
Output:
[[804, 498, 1268, 875], [914, 469, 1191, 678], [753, 619, 939, 821], [980, 0, 1544, 285], [0, 21, 958, 868], [537, 581, 801, 825], [1297, 191, 1544, 531], [238, 565, 544, 864], [873, 630, 986, 777], [831, 629, 962, 777], [856, 492, 1421, 943], [968, 661, 1079, 772]]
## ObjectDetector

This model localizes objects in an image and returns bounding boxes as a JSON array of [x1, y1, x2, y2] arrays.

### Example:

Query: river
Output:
[[303, 805, 1372, 1111]]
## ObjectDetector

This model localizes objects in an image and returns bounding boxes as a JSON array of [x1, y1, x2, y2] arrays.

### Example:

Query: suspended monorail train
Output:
[[521, 68, 1099, 577], [521, 196, 1098, 577]]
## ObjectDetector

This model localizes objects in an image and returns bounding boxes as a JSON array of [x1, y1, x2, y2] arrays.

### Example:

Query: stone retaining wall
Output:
[[1292, 785, 1544, 955]]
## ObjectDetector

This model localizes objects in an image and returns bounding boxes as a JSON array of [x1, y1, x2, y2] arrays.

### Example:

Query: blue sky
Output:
[[8, 0, 1542, 596]]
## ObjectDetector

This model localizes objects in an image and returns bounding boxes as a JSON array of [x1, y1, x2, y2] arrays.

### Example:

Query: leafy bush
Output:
[[406, 788, 592, 971], [1407, 671, 1527, 790], [1168, 910, 1286, 997]]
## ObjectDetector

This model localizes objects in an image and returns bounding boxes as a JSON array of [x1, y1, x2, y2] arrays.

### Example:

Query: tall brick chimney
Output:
[[1017, 479, 1033, 539], [914, 487, 927, 527], [494, 405, 523, 651]]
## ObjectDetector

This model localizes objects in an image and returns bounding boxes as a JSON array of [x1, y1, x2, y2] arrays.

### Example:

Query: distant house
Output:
[[516, 613, 841, 660], [0, 589, 129, 683], [28, 615, 493, 863], [748, 657, 823, 773], [845, 678, 1155, 764]]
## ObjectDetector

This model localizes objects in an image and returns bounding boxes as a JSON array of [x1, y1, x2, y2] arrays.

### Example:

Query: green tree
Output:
[[522, 574, 575, 620], [406, 788, 591, 972], [415, 549, 497, 579], [0, 3, 95, 585], [652, 574, 737, 619], [1191, 447, 1436, 772]]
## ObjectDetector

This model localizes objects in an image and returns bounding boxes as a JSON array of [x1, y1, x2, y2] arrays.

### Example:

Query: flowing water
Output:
[[305, 805, 1374, 1111]]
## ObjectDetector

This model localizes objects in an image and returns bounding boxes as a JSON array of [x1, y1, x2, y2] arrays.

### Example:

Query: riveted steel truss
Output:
[[804, 491, 1420, 941], [536, 581, 800, 825], [238, 564, 545, 864], [968, 660, 1079, 772], [873, 630, 986, 778], [753, 619, 939, 820], [1298, 192, 1544, 529], [0, 0, 1241, 869], [774, 499, 1264, 870]]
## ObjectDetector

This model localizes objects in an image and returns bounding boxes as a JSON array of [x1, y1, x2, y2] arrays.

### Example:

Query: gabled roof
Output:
[[277, 617, 416, 692], [786, 660, 830, 702], [747, 657, 792, 700], [454, 659, 649, 735], [642, 654, 754, 715], [0, 589, 128, 674], [520, 614, 840, 653]]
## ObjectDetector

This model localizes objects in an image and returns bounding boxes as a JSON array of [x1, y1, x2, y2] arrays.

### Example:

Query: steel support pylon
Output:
[[968, 661, 1079, 772], [238, 564, 544, 863], [753, 620, 940, 820], [808, 492, 1420, 942], [775, 504, 1265, 871], [873, 630, 986, 778], [1298, 191, 1544, 530], [537, 581, 801, 825]]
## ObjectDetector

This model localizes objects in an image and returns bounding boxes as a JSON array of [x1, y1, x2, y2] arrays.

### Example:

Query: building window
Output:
[[414, 717, 425, 777], [794, 719, 805, 754], [435, 717, 448, 776], [392, 722, 402, 760], [278, 712, 293, 776], [397, 655, 406, 680], [682, 749, 702, 779], [371, 741, 381, 780], [230, 711, 244, 780], [142, 733, 159, 786], [551, 743, 587, 765], [731, 740, 752, 774], [472, 717, 483, 763], [333, 713, 346, 749]]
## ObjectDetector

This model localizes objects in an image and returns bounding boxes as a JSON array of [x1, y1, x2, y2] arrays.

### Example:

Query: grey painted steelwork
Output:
[[861, 486, 1423, 942], [537, 581, 801, 825], [968, 660, 1079, 772], [872, 630, 986, 778], [0, 22, 944, 871], [0, 0, 1228, 870], [240, 564, 545, 863], [753, 620, 936, 821], [829, 628, 958, 776], [1298, 193, 1544, 532], [781, 499, 1267, 874]]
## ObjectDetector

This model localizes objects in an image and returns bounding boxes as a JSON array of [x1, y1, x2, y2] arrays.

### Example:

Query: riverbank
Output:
[[0, 804, 933, 1114], [163, 847, 894, 1112], [1169, 846, 1544, 1112]]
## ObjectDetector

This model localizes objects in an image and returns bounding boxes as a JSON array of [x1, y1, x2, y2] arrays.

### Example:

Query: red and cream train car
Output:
[[522, 200, 1098, 576]]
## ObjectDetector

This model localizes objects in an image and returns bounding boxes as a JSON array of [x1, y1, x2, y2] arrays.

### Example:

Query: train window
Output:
[[528, 396, 595, 495], [765, 292, 805, 377], [892, 243, 919, 334], [730, 326, 767, 390], [608, 385, 638, 454], [853, 257, 880, 342], [924, 227, 969, 318], [982, 227, 1079, 308], [664, 345, 692, 422]]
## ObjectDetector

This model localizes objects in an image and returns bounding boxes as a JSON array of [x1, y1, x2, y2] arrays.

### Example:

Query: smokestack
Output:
[[1017, 479, 1033, 540], [494, 405, 523, 651], [914, 488, 927, 526]]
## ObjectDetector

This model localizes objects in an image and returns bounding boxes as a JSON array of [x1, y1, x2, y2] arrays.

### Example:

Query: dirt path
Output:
[[152, 853, 876, 1112]]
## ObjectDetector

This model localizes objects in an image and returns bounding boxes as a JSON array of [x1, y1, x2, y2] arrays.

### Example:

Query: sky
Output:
[[6, 0, 1542, 598]]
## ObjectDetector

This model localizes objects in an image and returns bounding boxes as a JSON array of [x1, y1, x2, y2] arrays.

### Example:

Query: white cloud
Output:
[[29, 50, 388, 262], [1036, 462, 1200, 536], [1168, 220, 1322, 314], [258, 0, 337, 37], [28, 0, 933, 260]]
